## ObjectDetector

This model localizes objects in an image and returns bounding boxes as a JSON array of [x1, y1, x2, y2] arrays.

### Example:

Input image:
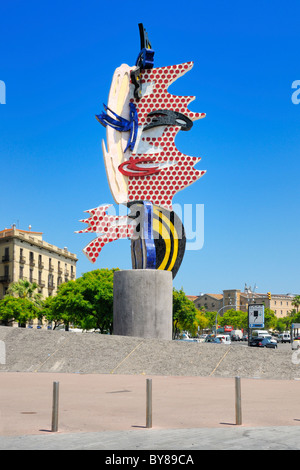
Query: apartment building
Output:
[[0, 226, 78, 300], [192, 294, 223, 312], [193, 288, 296, 318]]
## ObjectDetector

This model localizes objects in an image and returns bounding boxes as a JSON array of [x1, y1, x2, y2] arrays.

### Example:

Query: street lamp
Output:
[[215, 304, 234, 334]]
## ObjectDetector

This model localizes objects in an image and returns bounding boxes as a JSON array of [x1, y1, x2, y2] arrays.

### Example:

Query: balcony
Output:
[[19, 256, 26, 264], [2, 255, 9, 263], [29, 258, 35, 267], [49, 264, 54, 272], [38, 262, 44, 269], [38, 280, 45, 288], [0, 275, 10, 283], [48, 283, 55, 290]]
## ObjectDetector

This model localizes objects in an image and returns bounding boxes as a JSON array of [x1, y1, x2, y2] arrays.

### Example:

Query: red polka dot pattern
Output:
[[128, 61, 206, 210], [76, 205, 134, 263]]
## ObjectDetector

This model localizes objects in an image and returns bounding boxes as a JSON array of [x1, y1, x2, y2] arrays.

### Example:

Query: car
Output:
[[249, 337, 262, 347], [198, 334, 208, 342], [242, 334, 248, 341], [205, 334, 216, 343], [216, 334, 231, 344], [262, 335, 277, 345], [260, 338, 277, 349], [208, 337, 222, 343], [249, 337, 277, 348]]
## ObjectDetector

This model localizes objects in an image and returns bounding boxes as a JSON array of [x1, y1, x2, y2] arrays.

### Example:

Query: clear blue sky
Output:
[[1, 0, 299, 296]]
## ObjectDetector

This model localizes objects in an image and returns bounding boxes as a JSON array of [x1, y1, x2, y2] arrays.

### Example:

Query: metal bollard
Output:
[[51, 381, 59, 432], [235, 376, 242, 425], [146, 378, 152, 428]]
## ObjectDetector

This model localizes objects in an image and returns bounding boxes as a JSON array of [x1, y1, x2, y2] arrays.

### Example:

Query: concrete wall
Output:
[[113, 270, 173, 340]]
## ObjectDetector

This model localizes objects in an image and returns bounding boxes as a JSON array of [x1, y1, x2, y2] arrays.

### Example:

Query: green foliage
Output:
[[264, 307, 277, 330], [42, 268, 117, 332], [218, 309, 248, 329], [6, 279, 43, 307], [0, 296, 40, 326], [203, 311, 217, 329], [203, 306, 280, 332], [276, 317, 291, 332], [292, 295, 300, 312], [172, 288, 206, 338]]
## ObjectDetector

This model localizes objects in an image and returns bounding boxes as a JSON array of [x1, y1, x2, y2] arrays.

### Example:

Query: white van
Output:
[[216, 334, 231, 344], [252, 330, 269, 338], [278, 333, 291, 343], [230, 330, 243, 341]]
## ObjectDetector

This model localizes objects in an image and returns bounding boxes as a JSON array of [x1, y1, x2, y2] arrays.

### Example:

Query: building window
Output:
[[19, 265, 24, 279], [4, 265, 9, 279], [2, 247, 9, 262], [38, 254, 43, 268], [29, 268, 33, 283], [48, 274, 53, 286]]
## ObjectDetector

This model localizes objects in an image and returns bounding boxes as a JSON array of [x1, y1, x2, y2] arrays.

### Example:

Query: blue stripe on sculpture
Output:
[[143, 201, 156, 269]]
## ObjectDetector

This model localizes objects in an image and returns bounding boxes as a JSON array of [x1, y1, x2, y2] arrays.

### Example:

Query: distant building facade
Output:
[[192, 287, 296, 318], [0, 226, 78, 300]]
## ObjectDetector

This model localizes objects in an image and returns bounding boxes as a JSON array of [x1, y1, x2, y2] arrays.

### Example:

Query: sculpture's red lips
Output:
[[118, 157, 161, 177]]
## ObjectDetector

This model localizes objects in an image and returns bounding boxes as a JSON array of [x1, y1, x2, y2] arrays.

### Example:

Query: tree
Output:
[[276, 317, 291, 332], [292, 295, 300, 313], [172, 288, 199, 338], [204, 311, 218, 330], [264, 308, 277, 330], [41, 295, 69, 330], [6, 279, 43, 307], [193, 308, 210, 335], [218, 309, 248, 330], [42, 269, 117, 332], [0, 296, 40, 326]]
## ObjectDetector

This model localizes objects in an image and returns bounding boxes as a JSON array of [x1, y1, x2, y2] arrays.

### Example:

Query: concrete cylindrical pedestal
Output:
[[113, 270, 173, 340]]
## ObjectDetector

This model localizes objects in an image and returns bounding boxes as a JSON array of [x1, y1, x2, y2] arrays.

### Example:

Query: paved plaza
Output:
[[1, 327, 300, 450], [1, 372, 300, 450]]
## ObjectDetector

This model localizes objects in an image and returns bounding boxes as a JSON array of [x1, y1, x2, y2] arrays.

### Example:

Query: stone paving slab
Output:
[[1, 426, 300, 450]]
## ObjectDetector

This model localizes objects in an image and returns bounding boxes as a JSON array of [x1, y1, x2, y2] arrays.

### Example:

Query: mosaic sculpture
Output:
[[78, 24, 206, 279]]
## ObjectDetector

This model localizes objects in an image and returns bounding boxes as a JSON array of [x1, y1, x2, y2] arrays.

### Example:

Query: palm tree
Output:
[[292, 295, 300, 313], [6, 279, 43, 307]]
